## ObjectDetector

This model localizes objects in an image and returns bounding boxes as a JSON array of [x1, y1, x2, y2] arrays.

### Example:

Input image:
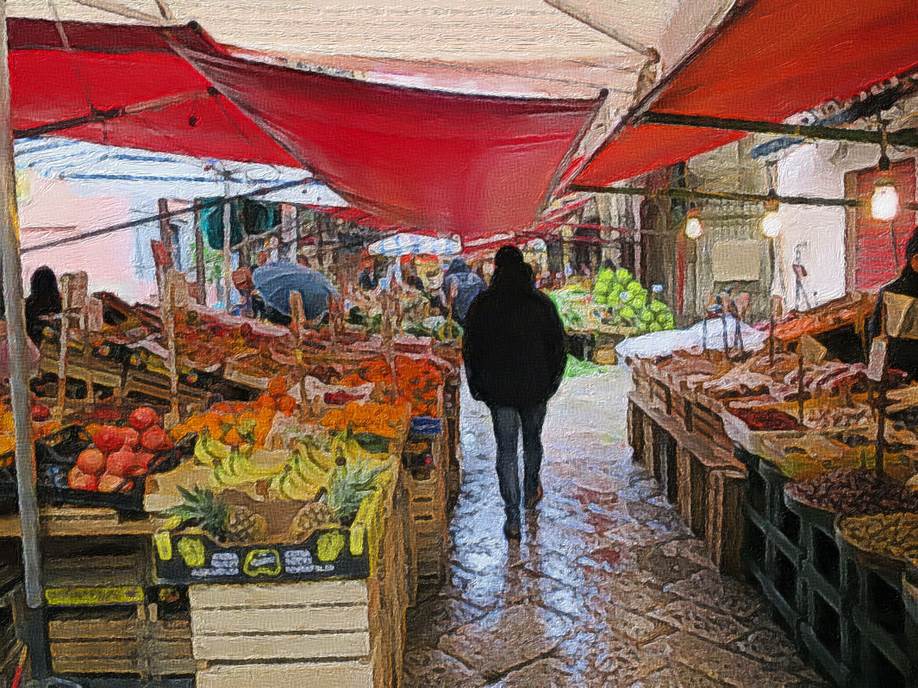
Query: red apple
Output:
[[121, 427, 140, 450], [31, 403, 50, 422], [106, 448, 137, 479], [92, 426, 125, 454], [141, 427, 172, 452], [67, 466, 98, 491], [98, 472, 132, 493], [75, 448, 106, 476], [128, 406, 159, 432], [127, 452, 154, 478]]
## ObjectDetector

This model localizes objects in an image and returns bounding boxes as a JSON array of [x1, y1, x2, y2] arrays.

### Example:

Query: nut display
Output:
[[837, 512, 918, 567], [786, 469, 918, 516]]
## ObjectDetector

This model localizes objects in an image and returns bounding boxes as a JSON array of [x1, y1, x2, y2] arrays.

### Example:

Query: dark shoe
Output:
[[503, 517, 521, 540], [524, 482, 544, 510]]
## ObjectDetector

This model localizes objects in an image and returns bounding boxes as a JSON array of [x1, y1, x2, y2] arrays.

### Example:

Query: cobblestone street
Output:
[[404, 367, 826, 687]]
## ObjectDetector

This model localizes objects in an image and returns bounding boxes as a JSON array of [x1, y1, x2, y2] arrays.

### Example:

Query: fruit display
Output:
[[320, 401, 411, 439], [394, 355, 443, 417], [163, 454, 387, 546], [592, 267, 675, 334], [169, 375, 295, 447], [68, 406, 173, 494], [0, 402, 59, 465]]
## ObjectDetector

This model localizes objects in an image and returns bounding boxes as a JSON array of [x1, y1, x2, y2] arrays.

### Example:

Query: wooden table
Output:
[[0, 507, 159, 538]]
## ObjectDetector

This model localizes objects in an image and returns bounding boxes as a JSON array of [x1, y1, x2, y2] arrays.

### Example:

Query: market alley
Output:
[[404, 366, 826, 687]]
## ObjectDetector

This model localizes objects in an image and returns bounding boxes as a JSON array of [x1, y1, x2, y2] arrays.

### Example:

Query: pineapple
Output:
[[288, 501, 337, 542], [324, 460, 386, 525], [166, 486, 269, 545]]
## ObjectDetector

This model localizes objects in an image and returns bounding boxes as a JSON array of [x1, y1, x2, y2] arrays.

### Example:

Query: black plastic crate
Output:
[[0, 426, 192, 514], [153, 526, 370, 584]]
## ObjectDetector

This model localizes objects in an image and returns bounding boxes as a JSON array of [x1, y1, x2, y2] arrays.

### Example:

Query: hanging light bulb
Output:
[[871, 177, 899, 221], [684, 208, 703, 239], [761, 192, 781, 238], [871, 119, 899, 221]]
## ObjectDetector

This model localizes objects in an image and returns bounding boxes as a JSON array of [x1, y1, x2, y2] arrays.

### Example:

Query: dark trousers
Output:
[[488, 402, 547, 522]]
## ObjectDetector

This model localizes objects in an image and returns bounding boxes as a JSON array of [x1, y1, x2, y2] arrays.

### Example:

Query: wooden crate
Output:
[[146, 616, 195, 677], [191, 580, 397, 688], [192, 461, 409, 688], [48, 607, 143, 675], [688, 395, 731, 450], [43, 542, 148, 607], [406, 436, 448, 588]]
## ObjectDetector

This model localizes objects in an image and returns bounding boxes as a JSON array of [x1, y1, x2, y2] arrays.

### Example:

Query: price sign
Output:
[[867, 336, 888, 382]]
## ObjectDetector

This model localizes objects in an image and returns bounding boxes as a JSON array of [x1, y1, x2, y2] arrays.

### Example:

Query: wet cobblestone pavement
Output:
[[404, 367, 826, 687]]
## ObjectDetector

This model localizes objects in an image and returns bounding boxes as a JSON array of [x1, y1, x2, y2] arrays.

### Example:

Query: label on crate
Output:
[[283, 549, 334, 575], [45, 585, 144, 607]]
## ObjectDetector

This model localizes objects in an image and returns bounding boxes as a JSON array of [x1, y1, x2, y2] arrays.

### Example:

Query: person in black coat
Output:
[[24, 266, 62, 345], [463, 245, 566, 539], [868, 226, 918, 379]]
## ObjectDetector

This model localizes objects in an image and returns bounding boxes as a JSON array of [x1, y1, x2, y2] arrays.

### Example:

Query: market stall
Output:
[[624, 291, 918, 687], [0, 263, 462, 686]]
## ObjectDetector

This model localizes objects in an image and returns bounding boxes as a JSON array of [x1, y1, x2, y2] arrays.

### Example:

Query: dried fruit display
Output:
[[786, 469, 918, 516]]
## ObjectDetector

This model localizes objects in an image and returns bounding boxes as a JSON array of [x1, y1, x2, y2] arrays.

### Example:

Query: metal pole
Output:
[[572, 183, 918, 212], [639, 111, 918, 148], [0, 1, 49, 679], [222, 179, 232, 312], [194, 205, 206, 305]]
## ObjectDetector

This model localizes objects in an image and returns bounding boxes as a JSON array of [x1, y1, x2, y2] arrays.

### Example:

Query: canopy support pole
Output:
[[14, 90, 216, 140], [572, 184, 918, 211], [640, 112, 918, 148], [0, 0, 50, 680]]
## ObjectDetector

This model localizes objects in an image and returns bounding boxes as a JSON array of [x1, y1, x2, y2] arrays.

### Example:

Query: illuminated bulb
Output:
[[761, 195, 781, 238], [684, 210, 703, 239], [761, 210, 782, 238], [871, 178, 899, 221]]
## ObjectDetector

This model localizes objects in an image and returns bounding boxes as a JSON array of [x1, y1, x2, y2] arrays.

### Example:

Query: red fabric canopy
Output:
[[10, 18, 603, 237], [10, 19, 297, 166], [177, 39, 604, 238], [575, 0, 918, 186]]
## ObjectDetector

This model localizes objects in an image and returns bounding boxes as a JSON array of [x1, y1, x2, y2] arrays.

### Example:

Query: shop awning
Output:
[[574, 0, 918, 186], [11, 18, 604, 238]]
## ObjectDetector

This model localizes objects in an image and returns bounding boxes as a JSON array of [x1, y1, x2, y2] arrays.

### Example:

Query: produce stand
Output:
[[0, 272, 463, 687], [625, 293, 918, 687]]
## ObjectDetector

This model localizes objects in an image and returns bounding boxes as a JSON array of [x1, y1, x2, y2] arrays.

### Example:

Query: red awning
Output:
[[10, 19, 297, 167], [574, 0, 918, 186], [177, 38, 604, 238], [11, 18, 603, 238]]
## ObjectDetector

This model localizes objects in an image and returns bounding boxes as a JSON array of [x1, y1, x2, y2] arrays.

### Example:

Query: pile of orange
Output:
[[394, 356, 443, 417], [320, 400, 410, 439], [170, 375, 298, 447]]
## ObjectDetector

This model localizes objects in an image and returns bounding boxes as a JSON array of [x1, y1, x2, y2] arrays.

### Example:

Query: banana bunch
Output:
[[194, 431, 230, 467], [268, 442, 335, 501], [212, 449, 285, 487], [329, 430, 391, 464]]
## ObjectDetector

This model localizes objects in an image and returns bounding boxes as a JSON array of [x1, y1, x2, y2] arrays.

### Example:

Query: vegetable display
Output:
[[592, 267, 675, 334]]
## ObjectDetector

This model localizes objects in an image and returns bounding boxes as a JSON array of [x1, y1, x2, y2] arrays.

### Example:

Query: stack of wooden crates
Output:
[[39, 537, 194, 680], [188, 462, 411, 688]]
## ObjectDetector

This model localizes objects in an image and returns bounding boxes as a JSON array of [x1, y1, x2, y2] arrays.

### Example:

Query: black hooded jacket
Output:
[[463, 261, 566, 408], [868, 265, 918, 379]]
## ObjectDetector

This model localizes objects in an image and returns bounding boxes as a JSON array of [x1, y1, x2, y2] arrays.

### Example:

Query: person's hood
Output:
[[446, 258, 470, 275], [490, 261, 533, 293]]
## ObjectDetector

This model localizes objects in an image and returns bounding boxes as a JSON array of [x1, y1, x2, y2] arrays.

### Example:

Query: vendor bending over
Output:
[[233, 262, 338, 327], [869, 226, 918, 379]]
